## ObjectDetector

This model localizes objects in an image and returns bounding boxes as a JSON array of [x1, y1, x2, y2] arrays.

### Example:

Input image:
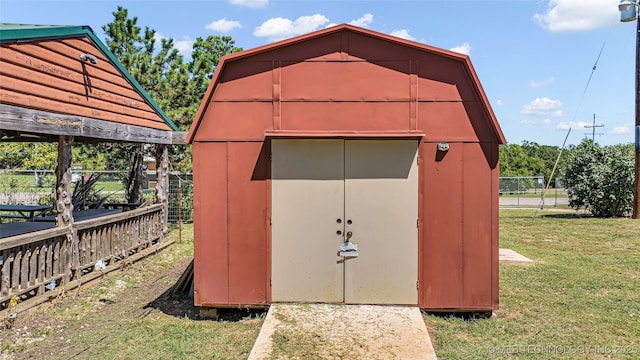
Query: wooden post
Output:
[[127, 144, 144, 205], [55, 135, 77, 282], [155, 144, 169, 235]]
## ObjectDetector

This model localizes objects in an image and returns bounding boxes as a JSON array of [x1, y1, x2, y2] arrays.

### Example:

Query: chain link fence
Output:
[[0, 169, 193, 223], [499, 176, 569, 207]]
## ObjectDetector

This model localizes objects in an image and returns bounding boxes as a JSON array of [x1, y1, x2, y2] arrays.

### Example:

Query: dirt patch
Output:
[[0, 251, 196, 359], [249, 304, 436, 360]]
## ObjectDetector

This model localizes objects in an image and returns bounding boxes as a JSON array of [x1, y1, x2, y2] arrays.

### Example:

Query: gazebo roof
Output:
[[0, 23, 182, 144]]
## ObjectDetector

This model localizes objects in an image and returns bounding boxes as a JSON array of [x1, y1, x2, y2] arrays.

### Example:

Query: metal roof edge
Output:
[[0, 24, 91, 41]]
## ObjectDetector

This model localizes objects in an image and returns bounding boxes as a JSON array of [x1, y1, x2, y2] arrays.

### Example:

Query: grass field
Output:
[[2, 210, 638, 359], [0, 173, 125, 194], [425, 210, 640, 359]]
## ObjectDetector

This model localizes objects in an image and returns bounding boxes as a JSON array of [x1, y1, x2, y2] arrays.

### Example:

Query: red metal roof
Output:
[[187, 24, 506, 144]]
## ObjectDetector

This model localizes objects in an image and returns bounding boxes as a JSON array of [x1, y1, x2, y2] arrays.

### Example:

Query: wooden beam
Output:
[[0, 103, 175, 144], [172, 131, 188, 144]]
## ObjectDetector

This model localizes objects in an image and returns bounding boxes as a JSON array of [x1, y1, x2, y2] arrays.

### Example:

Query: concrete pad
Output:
[[500, 248, 534, 264], [249, 303, 437, 360]]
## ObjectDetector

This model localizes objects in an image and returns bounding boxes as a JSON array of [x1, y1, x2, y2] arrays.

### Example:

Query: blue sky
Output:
[[1, 0, 637, 146]]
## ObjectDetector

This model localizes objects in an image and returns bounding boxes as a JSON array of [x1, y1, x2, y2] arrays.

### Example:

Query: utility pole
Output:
[[618, 0, 640, 219], [583, 113, 604, 143]]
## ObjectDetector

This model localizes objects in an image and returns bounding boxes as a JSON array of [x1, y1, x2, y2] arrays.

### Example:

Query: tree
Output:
[[0, 143, 57, 186], [101, 6, 242, 176], [0, 143, 30, 169], [520, 141, 563, 185], [562, 139, 634, 217]]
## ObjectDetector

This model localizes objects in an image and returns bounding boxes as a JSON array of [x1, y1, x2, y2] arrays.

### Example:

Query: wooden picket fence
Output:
[[0, 204, 165, 311]]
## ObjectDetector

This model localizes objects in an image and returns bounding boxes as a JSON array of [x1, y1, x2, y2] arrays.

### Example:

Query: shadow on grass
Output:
[[507, 212, 591, 219], [422, 311, 493, 321], [537, 212, 592, 219], [143, 261, 267, 322]]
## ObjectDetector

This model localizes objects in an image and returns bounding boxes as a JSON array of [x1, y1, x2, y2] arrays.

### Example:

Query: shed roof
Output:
[[0, 23, 181, 144], [187, 24, 505, 144]]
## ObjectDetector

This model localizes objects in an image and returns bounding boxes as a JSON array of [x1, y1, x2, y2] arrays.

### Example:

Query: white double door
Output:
[[271, 139, 418, 305]]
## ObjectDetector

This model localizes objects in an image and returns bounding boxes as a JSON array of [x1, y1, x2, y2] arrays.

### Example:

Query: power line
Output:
[[535, 34, 610, 216]]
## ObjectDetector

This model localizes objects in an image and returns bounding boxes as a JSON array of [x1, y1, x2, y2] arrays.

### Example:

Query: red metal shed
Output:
[[187, 24, 506, 312]]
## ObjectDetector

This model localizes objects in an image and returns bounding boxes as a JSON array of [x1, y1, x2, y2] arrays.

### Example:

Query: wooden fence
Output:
[[0, 204, 164, 310]]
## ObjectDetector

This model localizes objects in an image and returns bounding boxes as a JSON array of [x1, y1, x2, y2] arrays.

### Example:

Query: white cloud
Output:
[[611, 126, 630, 134], [390, 29, 416, 41], [552, 109, 568, 117], [174, 36, 194, 54], [230, 0, 267, 8], [450, 42, 471, 55], [521, 97, 563, 116], [521, 118, 552, 125], [556, 121, 589, 130], [154, 32, 192, 55], [349, 13, 374, 27], [206, 18, 242, 33], [496, 99, 505, 106], [529, 76, 556, 88], [534, 0, 618, 32], [154, 32, 167, 45], [254, 14, 329, 42]]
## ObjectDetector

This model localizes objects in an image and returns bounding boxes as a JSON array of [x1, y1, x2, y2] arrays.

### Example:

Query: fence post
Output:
[[517, 177, 520, 206]]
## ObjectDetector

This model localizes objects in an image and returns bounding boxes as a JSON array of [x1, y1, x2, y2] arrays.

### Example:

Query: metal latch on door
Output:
[[337, 220, 358, 257]]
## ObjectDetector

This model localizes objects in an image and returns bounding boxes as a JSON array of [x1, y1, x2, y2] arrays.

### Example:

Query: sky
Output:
[[1, 0, 637, 147]]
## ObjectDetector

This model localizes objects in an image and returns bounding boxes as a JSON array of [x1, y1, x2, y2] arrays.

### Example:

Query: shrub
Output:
[[562, 140, 634, 217]]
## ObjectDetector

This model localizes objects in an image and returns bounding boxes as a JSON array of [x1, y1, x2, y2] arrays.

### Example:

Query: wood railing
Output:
[[0, 204, 164, 310]]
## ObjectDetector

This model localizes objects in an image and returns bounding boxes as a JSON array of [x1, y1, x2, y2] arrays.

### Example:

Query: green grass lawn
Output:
[[425, 209, 640, 359], [0, 173, 124, 193]]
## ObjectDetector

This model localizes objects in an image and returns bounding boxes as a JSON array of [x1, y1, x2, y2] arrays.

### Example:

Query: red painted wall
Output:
[[191, 26, 503, 311]]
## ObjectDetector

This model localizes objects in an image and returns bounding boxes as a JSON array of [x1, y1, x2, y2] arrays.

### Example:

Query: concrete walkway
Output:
[[499, 248, 534, 264], [248, 303, 437, 360]]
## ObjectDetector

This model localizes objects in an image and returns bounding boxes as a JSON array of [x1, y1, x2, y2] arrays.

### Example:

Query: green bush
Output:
[[562, 140, 634, 217]]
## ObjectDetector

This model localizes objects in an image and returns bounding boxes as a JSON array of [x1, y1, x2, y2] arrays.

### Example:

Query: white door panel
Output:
[[344, 140, 419, 304], [271, 139, 344, 302]]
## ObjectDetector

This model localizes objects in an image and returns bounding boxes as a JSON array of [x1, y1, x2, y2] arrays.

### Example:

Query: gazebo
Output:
[[0, 24, 184, 311]]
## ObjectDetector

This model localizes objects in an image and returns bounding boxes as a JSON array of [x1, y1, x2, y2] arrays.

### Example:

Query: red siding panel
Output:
[[491, 146, 500, 310], [227, 142, 268, 304], [215, 62, 274, 101], [281, 102, 410, 131], [421, 142, 464, 308], [418, 102, 478, 142], [417, 77, 462, 101], [193, 142, 229, 306], [194, 102, 273, 141], [462, 143, 493, 308], [281, 61, 410, 101]]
